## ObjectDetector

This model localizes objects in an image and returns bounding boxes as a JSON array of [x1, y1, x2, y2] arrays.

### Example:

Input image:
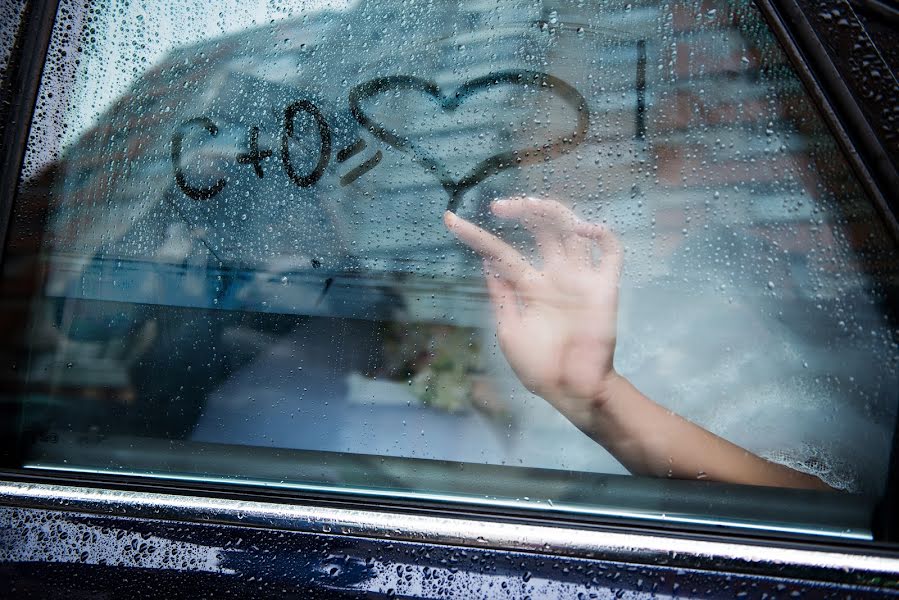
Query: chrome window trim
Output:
[[19, 463, 874, 541], [2, 480, 898, 586]]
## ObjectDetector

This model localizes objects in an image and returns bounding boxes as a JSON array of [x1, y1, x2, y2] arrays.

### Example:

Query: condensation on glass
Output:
[[0, 1, 25, 77], [1, 0, 896, 535]]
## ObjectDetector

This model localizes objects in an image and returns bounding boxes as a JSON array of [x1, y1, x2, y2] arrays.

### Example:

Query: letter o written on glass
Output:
[[281, 100, 332, 188]]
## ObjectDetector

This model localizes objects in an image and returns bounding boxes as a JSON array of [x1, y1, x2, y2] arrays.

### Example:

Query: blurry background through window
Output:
[[1, 0, 897, 512]]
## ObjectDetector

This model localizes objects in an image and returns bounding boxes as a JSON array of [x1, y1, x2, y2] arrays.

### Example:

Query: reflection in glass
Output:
[[2, 0, 897, 533]]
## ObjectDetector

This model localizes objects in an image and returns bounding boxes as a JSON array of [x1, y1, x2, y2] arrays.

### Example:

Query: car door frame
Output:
[[0, 0, 898, 592]]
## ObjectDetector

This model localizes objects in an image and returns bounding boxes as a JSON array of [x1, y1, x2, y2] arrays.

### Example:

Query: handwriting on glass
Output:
[[171, 70, 590, 211]]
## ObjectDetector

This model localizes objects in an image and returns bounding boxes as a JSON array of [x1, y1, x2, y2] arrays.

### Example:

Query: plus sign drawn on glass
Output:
[[236, 126, 273, 178]]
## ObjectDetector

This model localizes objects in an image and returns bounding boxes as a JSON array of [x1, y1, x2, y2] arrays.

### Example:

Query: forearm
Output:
[[560, 373, 831, 490]]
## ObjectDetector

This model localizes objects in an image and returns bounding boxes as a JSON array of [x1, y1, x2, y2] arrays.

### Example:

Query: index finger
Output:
[[444, 211, 536, 284], [574, 221, 623, 279]]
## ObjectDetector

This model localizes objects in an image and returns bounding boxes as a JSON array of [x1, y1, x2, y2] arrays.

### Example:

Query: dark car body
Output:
[[1, 0, 899, 597]]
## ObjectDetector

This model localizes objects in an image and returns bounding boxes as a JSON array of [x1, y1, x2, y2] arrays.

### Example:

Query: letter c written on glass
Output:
[[171, 116, 228, 201]]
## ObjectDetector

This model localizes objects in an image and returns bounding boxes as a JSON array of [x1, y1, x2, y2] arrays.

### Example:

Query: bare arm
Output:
[[444, 198, 829, 491], [586, 374, 829, 489]]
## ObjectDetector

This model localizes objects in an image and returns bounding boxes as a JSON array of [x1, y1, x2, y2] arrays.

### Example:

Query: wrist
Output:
[[590, 369, 627, 414], [542, 369, 627, 434]]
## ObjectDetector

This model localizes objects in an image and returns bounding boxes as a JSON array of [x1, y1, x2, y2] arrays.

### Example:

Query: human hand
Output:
[[444, 198, 623, 431], [444, 198, 833, 490]]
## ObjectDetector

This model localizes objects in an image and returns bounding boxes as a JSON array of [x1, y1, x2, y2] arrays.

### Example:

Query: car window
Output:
[[1, 0, 896, 538], [0, 1, 25, 77]]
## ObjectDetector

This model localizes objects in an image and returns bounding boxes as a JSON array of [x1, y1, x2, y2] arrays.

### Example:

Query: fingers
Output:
[[574, 221, 623, 279], [491, 197, 591, 264], [445, 202, 623, 281], [483, 260, 522, 332], [444, 211, 536, 284], [491, 197, 579, 226]]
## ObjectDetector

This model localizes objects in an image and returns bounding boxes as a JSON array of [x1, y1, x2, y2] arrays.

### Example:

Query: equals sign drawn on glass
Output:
[[337, 137, 383, 186]]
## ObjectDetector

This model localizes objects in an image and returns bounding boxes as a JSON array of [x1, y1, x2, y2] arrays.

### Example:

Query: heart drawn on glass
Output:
[[348, 70, 590, 212]]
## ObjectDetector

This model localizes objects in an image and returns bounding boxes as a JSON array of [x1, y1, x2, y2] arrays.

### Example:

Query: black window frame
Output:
[[0, 0, 898, 559]]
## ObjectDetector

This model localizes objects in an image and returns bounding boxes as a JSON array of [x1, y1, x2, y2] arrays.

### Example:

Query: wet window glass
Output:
[[0, 1, 26, 79], [1, 0, 897, 537]]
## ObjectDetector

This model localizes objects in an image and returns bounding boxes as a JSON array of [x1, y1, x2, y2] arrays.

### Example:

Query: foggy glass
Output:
[[2, 0, 897, 532]]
